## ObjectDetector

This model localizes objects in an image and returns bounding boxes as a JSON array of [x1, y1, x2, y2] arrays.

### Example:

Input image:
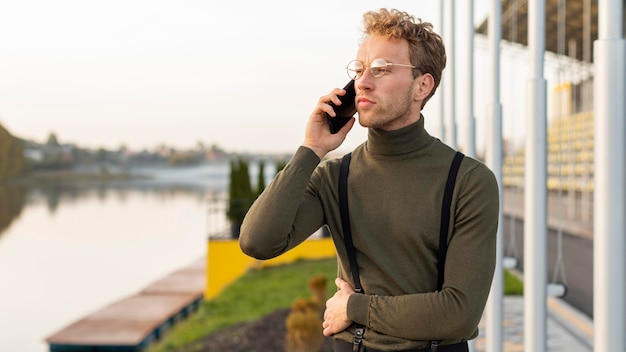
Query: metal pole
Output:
[[485, 0, 503, 351], [525, 1, 548, 351], [466, 2, 477, 346], [445, 0, 457, 148], [583, 0, 591, 63], [581, 0, 592, 223], [466, 0, 476, 158], [439, 0, 446, 142], [465, 6, 477, 350], [594, 0, 626, 350]]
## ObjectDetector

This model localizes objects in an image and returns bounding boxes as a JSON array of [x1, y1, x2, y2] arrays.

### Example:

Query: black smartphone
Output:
[[325, 80, 357, 134]]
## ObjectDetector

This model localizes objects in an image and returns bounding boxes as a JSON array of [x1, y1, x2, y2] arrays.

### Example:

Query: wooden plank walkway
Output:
[[46, 257, 205, 352]]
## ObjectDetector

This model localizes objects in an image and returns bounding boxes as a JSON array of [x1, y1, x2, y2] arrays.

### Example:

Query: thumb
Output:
[[335, 277, 352, 290]]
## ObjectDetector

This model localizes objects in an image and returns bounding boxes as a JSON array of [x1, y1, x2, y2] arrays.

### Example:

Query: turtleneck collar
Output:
[[364, 115, 434, 157]]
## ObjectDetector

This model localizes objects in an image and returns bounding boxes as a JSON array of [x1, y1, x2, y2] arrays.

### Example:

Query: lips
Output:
[[357, 97, 374, 107]]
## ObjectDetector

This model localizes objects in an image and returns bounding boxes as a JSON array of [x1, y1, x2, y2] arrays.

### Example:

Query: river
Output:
[[0, 161, 268, 352]]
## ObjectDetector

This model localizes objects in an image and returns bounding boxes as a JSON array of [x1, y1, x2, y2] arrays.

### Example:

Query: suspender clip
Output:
[[353, 326, 365, 352]]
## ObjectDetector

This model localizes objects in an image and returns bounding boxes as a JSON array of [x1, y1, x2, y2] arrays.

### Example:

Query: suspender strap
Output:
[[431, 151, 464, 352], [340, 153, 362, 294], [437, 151, 464, 291], [339, 152, 364, 351]]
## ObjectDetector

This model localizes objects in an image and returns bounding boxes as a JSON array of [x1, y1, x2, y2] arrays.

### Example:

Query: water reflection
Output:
[[0, 185, 26, 238], [24, 183, 211, 212], [0, 164, 229, 352], [1, 181, 216, 229]]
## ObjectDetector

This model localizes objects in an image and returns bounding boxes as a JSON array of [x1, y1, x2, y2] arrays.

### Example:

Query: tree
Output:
[[275, 159, 288, 174], [226, 158, 271, 238], [46, 132, 60, 147], [227, 158, 254, 238], [256, 160, 266, 197], [0, 123, 25, 183]]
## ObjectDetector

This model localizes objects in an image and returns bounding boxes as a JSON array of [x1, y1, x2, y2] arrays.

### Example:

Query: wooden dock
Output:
[[46, 257, 205, 352]]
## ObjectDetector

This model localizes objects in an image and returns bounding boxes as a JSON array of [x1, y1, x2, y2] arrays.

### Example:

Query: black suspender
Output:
[[339, 153, 363, 295], [338, 151, 465, 352], [437, 151, 465, 291], [339, 153, 365, 351]]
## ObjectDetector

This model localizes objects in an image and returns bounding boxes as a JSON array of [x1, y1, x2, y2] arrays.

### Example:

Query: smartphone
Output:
[[325, 80, 357, 134]]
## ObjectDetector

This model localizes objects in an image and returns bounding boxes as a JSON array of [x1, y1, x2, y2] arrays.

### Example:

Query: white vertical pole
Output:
[[466, 0, 476, 158], [445, 0, 457, 149], [581, 0, 592, 224], [583, 0, 591, 63], [466, 3, 476, 350], [525, 1, 548, 352], [439, 0, 446, 142], [594, 0, 626, 350], [485, 0, 503, 351]]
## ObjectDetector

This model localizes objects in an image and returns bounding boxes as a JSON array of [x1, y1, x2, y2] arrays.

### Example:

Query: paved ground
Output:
[[473, 295, 594, 351], [477, 188, 596, 351]]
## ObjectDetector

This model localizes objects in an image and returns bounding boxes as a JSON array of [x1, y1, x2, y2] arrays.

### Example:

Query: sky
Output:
[[0, 1, 510, 155]]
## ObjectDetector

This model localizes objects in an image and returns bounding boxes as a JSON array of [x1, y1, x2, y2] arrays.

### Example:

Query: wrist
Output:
[[346, 292, 370, 324], [302, 143, 328, 160]]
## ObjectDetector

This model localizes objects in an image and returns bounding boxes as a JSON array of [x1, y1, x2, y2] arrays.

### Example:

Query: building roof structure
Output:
[[476, 0, 626, 63]]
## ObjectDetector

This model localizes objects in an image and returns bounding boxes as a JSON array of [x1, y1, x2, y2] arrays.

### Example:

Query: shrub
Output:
[[284, 275, 328, 352]]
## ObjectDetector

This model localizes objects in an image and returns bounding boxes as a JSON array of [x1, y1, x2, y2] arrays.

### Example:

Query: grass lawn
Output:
[[148, 258, 523, 351], [148, 258, 338, 352]]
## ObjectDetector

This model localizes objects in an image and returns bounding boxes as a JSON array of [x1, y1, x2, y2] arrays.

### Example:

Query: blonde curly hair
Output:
[[362, 8, 446, 108]]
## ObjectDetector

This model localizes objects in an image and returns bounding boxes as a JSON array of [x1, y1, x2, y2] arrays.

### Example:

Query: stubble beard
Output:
[[358, 89, 415, 130]]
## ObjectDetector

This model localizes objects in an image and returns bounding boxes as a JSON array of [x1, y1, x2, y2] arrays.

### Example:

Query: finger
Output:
[[319, 88, 347, 112], [318, 101, 336, 117], [335, 277, 349, 289], [319, 89, 343, 105], [339, 117, 356, 133], [322, 325, 334, 337], [331, 88, 347, 104]]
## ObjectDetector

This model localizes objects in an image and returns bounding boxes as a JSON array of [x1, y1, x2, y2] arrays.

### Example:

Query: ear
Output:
[[413, 73, 435, 102]]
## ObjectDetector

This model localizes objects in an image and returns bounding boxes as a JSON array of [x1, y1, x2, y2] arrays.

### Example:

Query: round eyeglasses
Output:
[[346, 58, 417, 80]]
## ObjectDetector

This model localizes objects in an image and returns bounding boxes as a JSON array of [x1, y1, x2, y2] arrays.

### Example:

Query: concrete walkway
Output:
[[473, 295, 594, 351], [477, 187, 595, 351]]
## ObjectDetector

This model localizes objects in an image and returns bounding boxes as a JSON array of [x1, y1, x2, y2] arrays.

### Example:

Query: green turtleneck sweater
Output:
[[240, 117, 499, 350]]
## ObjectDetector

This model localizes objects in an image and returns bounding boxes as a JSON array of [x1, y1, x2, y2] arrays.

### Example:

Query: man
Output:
[[239, 8, 498, 352]]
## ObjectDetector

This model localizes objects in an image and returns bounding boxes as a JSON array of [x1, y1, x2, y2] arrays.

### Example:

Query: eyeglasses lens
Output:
[[346, 60, 363, 80], [369, 59, 388, 77], [346, 59, 391, 80]]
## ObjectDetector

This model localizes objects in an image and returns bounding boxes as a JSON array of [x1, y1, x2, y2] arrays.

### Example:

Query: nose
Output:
[[355, 69, 373, 91]]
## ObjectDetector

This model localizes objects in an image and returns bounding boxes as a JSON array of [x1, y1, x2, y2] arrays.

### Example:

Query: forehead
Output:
[[356, 35, 411, 62]]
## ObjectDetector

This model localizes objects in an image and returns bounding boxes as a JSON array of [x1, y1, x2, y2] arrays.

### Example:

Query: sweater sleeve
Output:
[[239, 146, 327, 260], [347, 162, 499, 341]]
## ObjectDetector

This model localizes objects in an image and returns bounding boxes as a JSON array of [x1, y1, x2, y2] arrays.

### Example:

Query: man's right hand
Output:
[[302, 88, 356, 160]]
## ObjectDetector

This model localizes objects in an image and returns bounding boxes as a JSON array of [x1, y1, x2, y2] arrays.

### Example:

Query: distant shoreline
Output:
[[12, 170, 151, 185], [6, 163, 232, 192]]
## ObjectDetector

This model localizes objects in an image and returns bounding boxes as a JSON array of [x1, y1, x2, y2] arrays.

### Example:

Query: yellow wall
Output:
[[205, 238, 336, 300]]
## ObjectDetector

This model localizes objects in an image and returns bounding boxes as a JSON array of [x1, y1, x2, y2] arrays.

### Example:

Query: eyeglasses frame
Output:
[[345, 58, 420, 80]]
